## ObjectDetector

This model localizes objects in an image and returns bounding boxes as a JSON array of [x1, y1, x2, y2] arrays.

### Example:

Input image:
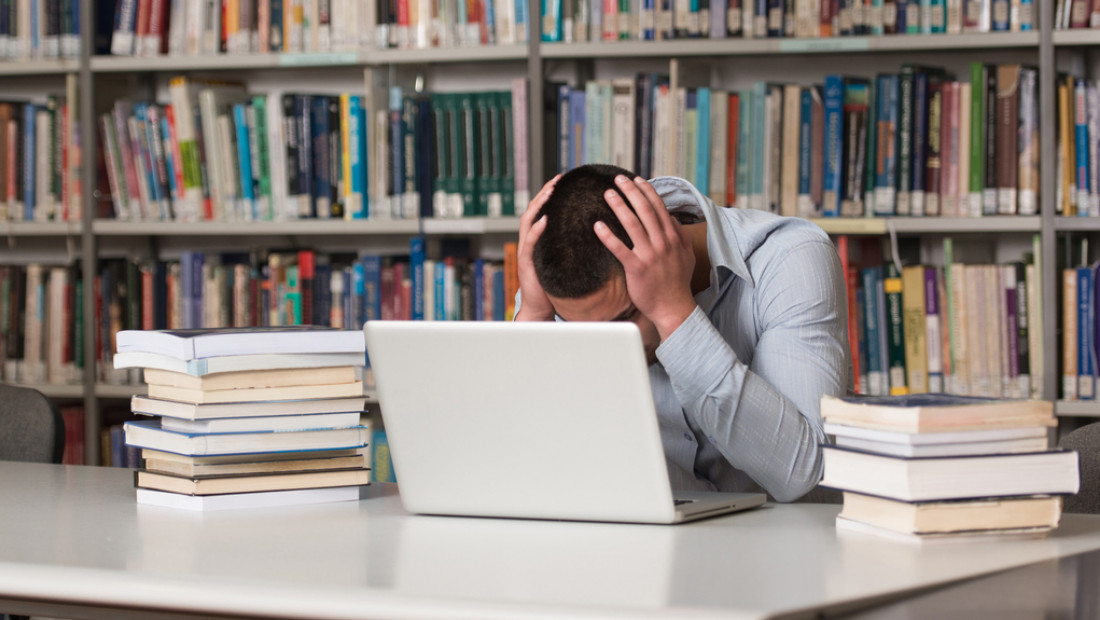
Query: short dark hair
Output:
[[533, 164, 636, 299]]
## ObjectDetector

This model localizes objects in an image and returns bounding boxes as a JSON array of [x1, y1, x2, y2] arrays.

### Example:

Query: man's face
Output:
[[545, 275, 662, 366]]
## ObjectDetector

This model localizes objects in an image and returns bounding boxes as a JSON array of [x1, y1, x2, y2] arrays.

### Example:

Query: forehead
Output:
[[548, 276, 632, 322]]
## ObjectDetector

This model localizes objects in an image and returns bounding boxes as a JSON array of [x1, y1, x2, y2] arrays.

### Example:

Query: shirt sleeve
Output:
[[655, 238, 849, 502]]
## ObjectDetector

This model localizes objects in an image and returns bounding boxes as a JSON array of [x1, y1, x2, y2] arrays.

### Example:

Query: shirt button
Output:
[[683, 432, 695, 442]]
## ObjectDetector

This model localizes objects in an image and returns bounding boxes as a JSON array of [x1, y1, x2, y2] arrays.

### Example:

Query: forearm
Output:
[[657, 308, 842, 502]]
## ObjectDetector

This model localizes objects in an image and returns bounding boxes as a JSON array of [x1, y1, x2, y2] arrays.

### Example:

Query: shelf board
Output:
[[0, 220, 82, 236], [1055, 400, 1100, 418], [93, 219, 422, 236], [421, 217, 522, 234], [0, 59, 79, 75], [541, 32, 1040, 58], [91, 52, 365, 72], [96, 384, 143, 399], [1053, 30, 1100, 46], [1055, 217, 1100, 231], [90, 45, 529, 73], [368, 44, 528, 64], [28, 384, 85, 399], [810, 216, 1041, 235]]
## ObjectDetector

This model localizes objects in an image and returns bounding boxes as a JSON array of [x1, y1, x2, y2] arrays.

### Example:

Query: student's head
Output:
[[533, 164, 661, 364]]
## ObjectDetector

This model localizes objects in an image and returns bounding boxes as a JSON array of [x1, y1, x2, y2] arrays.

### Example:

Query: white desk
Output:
[[2, 461, 1100, 620]]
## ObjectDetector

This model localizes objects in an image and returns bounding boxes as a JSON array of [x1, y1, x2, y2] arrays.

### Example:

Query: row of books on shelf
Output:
[[839, 236, 1043, 400], [0, 240, 520, 385], [1060, 259, 1100, 402], [106, 0, 529, 58], [1057, 75, 1100, 218], [0, 0, 81, 61], [1055, 0, 1100, 29], [0, 75, 83, 223], [99, 73, 529, 223], [820, 394, 1077, 543], [556, 62, 1037, 218], [542, 0, 1035, 42]]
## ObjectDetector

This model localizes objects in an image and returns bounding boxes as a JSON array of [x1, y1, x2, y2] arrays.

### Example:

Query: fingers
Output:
[[632, 177, 680, 239], [521, 175, 560, 229], [611, 175, 666, 245], [593, 220, 635, 267]]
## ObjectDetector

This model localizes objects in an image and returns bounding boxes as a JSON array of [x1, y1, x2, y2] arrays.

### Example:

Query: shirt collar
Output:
[[650, 176, 755, 288]]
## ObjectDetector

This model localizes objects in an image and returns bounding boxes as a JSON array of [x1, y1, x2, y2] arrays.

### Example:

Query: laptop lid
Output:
[[364, 321, 764, 524]]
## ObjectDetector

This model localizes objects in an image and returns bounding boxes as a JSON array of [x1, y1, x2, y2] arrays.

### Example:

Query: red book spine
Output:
[[298, 249, 316, 325]]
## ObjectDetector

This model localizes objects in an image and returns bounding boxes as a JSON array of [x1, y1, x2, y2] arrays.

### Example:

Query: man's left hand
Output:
[[594, 176, 697, 340]]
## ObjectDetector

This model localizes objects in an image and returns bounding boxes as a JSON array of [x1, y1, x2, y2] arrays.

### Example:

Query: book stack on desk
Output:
[[116, 327, 372, 511], [819, 394, 1080, 543]]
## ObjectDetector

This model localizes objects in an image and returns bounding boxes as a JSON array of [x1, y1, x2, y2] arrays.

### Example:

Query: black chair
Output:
[[1060, 422, 1100, 515], [0, 383, 65, 464]]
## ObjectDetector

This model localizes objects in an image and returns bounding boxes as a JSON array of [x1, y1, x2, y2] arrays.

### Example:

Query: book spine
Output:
[[1078, 266, 1095, 399], [822, 75, 843, 217], [884, 261, 908, 395], [909, 70, 928, 216], [983, 65, 998, 214], [996, 64, 1020, 214], [923, 78, 942, 217]]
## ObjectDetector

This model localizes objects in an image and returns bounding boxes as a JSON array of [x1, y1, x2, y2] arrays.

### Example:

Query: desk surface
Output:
[[2, 461, 1100, 620]]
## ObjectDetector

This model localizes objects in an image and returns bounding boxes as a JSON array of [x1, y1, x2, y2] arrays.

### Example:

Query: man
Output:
[[515, 164, 850, 502]]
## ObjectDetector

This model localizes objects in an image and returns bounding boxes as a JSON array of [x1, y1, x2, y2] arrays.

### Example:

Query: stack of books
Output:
[[117, 327, 372, 511], [820, 394, 1080, 543]]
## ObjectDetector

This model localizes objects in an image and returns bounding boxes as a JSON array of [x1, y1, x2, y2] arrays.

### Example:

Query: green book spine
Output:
[[252, 95, 272, 220], [498, 91, 515, 216], [896, 66, 915, 216], [475, 92, 493, 217], [457, 92, 478, 217], [884, 261, 909, 395], [968, 62, 983, 216], [429, 92, 449, 218]]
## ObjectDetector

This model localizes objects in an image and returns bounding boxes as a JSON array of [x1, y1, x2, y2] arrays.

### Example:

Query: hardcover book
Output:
[[116, 326, 367, 360]]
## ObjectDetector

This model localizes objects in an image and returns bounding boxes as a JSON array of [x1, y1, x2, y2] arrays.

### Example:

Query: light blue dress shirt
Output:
[[520, 176, 851, 502]]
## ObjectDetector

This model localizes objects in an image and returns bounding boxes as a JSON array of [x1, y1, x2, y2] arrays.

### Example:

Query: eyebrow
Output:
[[609, 305, 637, 323]]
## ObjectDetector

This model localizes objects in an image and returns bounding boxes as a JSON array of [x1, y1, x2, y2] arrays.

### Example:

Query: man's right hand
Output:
[[514, 175, 560, 321]]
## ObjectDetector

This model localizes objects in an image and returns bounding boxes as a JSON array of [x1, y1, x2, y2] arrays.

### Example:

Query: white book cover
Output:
[[709, 90, 729, 206]]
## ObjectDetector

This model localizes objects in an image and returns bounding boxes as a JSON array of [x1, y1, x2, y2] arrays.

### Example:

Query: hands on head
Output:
[[516, 172, 697, 339]]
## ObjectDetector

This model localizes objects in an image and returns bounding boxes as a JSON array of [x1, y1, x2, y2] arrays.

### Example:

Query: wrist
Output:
[[650, 298, 697, 341]]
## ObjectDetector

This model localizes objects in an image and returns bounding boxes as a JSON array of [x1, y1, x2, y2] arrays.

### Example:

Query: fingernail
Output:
[[634, 176, 645, 184], [615, 175, 628, 184], [604, 189, 617, 199], [594, 221, 607, 232]]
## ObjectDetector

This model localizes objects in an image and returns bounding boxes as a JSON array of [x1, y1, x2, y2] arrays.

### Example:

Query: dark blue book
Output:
[[822, 75, 844, 217], [410, 237, 425, 320], [473, 257, 485, 321], [492, 267, 505, 321], [297, 95, 314, 218], [361, 254, 383, 324], [910, 70, 930, 215], [310, 95, 331, 219], [22, 103, 35, 221], [416, 96, 434, 218], [270, 0, 285, 51]]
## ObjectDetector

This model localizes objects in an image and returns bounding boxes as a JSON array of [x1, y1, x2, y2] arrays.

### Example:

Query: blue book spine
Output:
[[135, 104, 160, 209], [350, 262, 364, 330], [342, 267, 353, 331], [1075, 79, 1091, 211], [361, 255, 382, 323], [695, 87, 711, 194], [410, 236, 425, 320], [557, 84, 571, 174], [927, 0, 945, 32], [766, 0, 782, 36], [910, 71, 930, 212], [434, 260, 446, 320], [473, 257, 485, 321], [179, 252, 192, 329], [991, 0, 1008, 30], [642, 0, 656, 38], [568, 89, 586, 168], [540, 0, 562, 41], [30, 0, 39, 54], [875, 74, 899, 216], [895, 0, 908, 32], [160, 114, 180, 205], [860, 267, 883, 396], [296, 95, 313, 218], [492, 268, 505, 321], [233, 104, 256, 210], [822, 75, 844, 217], [1078, 266, 1096, 400], [192, 251, 205, 328], [797, 88, 812, 215], [310, 96, 330, 218], [516, 0, 530, 43], [874, 268, 889, 383], [1019, 0, 1033, 29], [349, 95, 367, 219], [388, 87, 404, 213], [22, 103, 35, 221]]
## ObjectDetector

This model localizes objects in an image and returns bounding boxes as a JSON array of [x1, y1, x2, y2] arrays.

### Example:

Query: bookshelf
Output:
[[0, 0, 1093, 464]]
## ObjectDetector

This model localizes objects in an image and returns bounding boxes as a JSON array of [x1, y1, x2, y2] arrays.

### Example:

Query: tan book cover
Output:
[[135, 467, 370, 495], [1063, 268, 1078, 401], [901, 265, 928, 394], [840, 493, 1062, 535], [143, 365, 359, 391], [146, 380, 364, 404]]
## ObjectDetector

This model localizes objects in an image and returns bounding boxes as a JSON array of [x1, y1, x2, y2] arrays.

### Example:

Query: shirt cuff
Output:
[[655, 306, 738, 404]]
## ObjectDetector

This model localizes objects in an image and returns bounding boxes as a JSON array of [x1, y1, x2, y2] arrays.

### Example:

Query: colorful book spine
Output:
[[822, 74, 843, 217]]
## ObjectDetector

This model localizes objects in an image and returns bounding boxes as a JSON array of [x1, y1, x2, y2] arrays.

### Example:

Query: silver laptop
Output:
[[363, 320, 766, 524]]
